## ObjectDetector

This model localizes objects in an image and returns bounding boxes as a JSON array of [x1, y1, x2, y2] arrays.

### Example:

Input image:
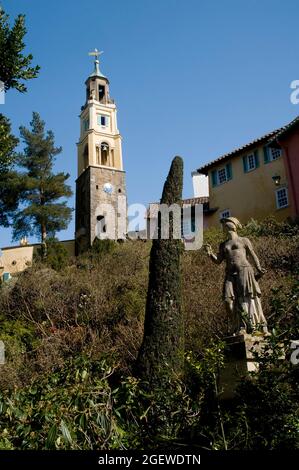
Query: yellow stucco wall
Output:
[[0, 245, 34, 276], [0, 240, 75, 277], [207, 147, 291, 227]]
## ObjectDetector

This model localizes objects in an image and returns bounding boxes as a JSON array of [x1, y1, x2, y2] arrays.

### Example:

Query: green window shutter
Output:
[[263, 146, 270, 164], [211, 170, 218, 187], [254, 150, 260, 168], [226, 162, 232, 180], [243, 155, 248, 173]]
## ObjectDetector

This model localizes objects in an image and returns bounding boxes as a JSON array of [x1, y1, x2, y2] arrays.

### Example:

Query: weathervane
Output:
[[88, 48, 103, 62], [88, 48, 106, 78]]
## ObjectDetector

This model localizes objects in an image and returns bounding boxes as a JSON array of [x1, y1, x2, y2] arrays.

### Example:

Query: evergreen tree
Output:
[[13, 112, 73, 246], [0, 115, 20, 226], [0, 7, 39, 93], [136, 156, 184, 385], [0, 6, 39, 227], [0, 114, 18, 171]]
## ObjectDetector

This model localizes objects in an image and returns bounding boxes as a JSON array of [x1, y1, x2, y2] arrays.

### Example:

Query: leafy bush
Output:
[[205, 279, 299, 450], [0, 232, 298, 389], [0, 304, 297, 450], [91, 238, 117, 257], [35, 237, 70, 271], [0, 231, 298, 449], [241, 216, 299, 238], [0, 357, 126, 449], [0, 355, 202, 450], [203, 216, 299, 243]]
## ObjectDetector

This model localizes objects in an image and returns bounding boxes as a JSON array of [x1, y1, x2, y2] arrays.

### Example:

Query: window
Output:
[[211, 163, 232, 187], [269, 147, 282, 161], [96, 143, 110, 165], [276, 187, 289, 209], [98, 115, 109, 127], [97, 215, 106, 233], [218, 168, 227, 184], [247, 154, 255, 170], [101, 142, 109, 166], [220, 209, 231, 220], [98, 85, 105, 102], [243, 151, 259, 172], [181, 206, 196, 238], [83, 144, 88, 168], [264, 146, 282, 163]]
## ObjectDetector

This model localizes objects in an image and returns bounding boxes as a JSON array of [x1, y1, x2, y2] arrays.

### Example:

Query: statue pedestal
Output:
[[218, 333, 266, 400]]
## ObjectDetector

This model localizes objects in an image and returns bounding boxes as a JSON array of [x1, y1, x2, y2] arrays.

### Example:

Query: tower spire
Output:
[[88, 48, 106, 78]]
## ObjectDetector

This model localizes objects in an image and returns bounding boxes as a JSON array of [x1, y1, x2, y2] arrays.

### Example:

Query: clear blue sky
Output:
[[1, 0, 299, 246]]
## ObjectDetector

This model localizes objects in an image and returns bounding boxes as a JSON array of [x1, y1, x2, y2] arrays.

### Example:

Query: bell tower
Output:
[[75, 50, 127, 253]]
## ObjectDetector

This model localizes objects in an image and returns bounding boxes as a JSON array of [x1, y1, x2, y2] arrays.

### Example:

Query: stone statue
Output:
[[205, 217, 267, 335]]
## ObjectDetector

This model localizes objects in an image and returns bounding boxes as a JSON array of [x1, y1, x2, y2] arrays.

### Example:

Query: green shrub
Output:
[[0, 229, 298, 449], [35, 237, 70, 271], [91, 238, 117, 257], [0, 356, 128, 450], [205, 279, 299, 450], [0, 355, 201, 450], [241, 216, 299, 238]]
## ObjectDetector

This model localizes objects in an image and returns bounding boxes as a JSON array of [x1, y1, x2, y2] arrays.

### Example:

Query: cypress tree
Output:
[[136, 156, 184, 385]]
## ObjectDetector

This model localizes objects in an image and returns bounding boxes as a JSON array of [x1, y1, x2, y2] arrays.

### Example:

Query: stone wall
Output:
[[76, 166, 127, 254]]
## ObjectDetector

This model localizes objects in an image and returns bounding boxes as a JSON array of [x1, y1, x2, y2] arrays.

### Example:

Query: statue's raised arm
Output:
[[205, 242, 224, 265]]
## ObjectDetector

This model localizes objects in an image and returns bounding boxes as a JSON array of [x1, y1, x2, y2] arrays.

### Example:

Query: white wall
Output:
[[192, 172, 209, 198]]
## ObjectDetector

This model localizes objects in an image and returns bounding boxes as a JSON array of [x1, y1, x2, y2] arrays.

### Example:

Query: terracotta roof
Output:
[[195, 127, 284, 174], [146, 197, 210, 218], [182, 196, 209, 205], [269, 115, 299, 144]]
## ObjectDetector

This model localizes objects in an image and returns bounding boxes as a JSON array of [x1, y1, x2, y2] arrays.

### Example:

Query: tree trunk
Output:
[[41, 224, 47, 258]]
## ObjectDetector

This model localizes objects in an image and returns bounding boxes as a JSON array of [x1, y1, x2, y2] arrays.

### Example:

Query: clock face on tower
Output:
[[103, 182, 114, 194]]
